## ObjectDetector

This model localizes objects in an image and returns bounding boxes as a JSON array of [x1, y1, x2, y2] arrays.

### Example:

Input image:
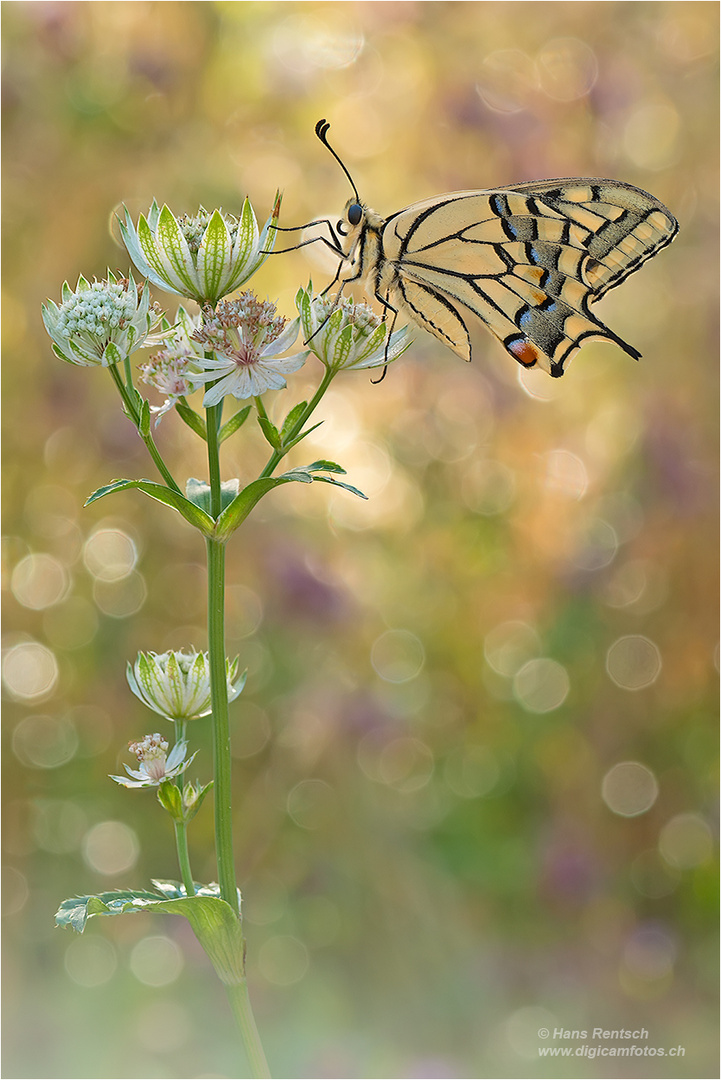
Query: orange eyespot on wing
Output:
[[507, 338, 539, 368]]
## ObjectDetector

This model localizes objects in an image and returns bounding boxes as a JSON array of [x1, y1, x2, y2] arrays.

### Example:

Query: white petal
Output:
[[262, 317, 300, 356]]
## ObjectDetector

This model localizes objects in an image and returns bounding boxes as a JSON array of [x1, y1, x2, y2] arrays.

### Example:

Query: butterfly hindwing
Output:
[[380, 183, 678, 376]]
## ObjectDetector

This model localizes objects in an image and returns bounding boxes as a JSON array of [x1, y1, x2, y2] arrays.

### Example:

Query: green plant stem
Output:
[[174, 821, 196, 897], [206, 534, 237, 914], [259, 366, 335, 478], [108, 364, 182, 493], [172, 720, 195, 897], [204, 396, 269, 1074], [225, 981, 271, 1079], [205, 398, 238, 913], [206, 400, 223, 517]]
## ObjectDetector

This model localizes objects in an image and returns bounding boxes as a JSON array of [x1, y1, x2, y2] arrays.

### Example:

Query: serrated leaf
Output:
[[55, 889, 165, 932], [219, 406, 251, 444], [257, 415, 281, 450], [175, 401, 207, 440], [55, 885, 245, 985], [85, 478, 215, 536]]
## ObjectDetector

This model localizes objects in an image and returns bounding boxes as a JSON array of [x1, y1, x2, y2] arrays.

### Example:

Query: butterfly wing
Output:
[[381, 182, 678, 375]]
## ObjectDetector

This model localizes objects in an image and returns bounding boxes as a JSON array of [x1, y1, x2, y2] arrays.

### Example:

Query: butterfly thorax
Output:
[[337, 201, 388, 294]]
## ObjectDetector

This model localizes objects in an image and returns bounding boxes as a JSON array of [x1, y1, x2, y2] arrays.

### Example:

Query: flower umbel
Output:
[[120, 195, 281, 305], [190, 293, 306, 405], [140, 307, 204, 422], [127, 649, 245, 721], [42, 271, 160, 367], [110, 734, 196, 788], [296, 284, 413, 372]]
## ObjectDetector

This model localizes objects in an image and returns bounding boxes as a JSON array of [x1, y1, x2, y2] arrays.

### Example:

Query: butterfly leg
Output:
[[370, 291, 399, 382]]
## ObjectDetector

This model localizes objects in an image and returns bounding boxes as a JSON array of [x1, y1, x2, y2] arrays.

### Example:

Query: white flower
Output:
[[296, 284, 413, 372], [190, 293, 307, 406], [127, 649, 245, 721], [110, 734, 196, 789], [119, 196, 281, 305], [42, 271, 160, 367], [139, 307, 204, 422]]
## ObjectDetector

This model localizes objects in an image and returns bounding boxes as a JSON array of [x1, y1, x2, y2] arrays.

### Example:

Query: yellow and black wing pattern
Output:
[[382, 181, 678, 376]]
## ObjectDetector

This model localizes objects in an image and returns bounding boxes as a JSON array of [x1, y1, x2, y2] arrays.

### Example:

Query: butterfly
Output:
[[275, 119, 678, 378]]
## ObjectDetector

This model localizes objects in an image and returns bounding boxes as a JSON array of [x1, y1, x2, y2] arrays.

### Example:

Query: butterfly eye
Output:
[[347, 203, 363, 226]]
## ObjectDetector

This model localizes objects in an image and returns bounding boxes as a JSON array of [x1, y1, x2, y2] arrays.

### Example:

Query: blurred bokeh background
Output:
[[2, 3, 718, 1078]]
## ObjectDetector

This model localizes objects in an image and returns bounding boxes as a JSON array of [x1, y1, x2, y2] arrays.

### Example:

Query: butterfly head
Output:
[[338, 197, 385, 238]]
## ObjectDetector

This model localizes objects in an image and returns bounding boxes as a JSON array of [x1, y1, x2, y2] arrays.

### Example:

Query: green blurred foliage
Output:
[[2, 2, 718, 1078]]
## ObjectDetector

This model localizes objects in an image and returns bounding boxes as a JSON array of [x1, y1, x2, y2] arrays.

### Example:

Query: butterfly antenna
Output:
[[315, 119, 360, 202]]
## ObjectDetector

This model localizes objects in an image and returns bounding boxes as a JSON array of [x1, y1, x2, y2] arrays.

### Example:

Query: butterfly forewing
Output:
[[379, 181, 678, 376]]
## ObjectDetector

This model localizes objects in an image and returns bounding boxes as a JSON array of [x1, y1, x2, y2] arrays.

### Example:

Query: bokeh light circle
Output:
[[258, 935, 309, 986], [601, 762, 659, 817], [513, 658, 570, 713], [64, 935, 117, 987], [2, 641, 58, 702], [286, 779, 336, 830], [658, 813, 713, 869], [606, 635, 662, 690], [12, 714, 78, 769], [83, 527, 137, 581], [82, 821, 139, 875], [484, 620, 540, 677], [129, 935, 184, 987], [11, 553, 69, 609], [371, 629, 425, 683]]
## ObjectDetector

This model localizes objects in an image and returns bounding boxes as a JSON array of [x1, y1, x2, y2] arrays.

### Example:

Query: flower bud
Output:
[[42, 271, 160, 367], [296, 284, 412, 372], [120, 195, 281, 305], [127, 649, 245, 722]]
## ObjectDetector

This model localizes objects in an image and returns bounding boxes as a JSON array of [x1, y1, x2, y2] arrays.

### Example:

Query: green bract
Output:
[[41, 270, 159, 367], [127, 649, 245, 721], [296, 284, 413, 372], [120, 195, 281, 305]]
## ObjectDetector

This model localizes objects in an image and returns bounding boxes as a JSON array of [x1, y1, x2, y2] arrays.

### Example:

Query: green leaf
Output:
[[257, 415, 281, 450], [219, 406, 251, 444], [214, 476, 289, 541], [175, 401, 207, 440], [55, 883, 245, 985], [305, 459, 347, 474], [280, 401, 307, 443], [55, 889, 167, 933], [185, 477, 240, 515], [310, 475, 367, 499], [85, 478, 215, 536], [281, 420, 324, 454], [214, 463, 365, 541]]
